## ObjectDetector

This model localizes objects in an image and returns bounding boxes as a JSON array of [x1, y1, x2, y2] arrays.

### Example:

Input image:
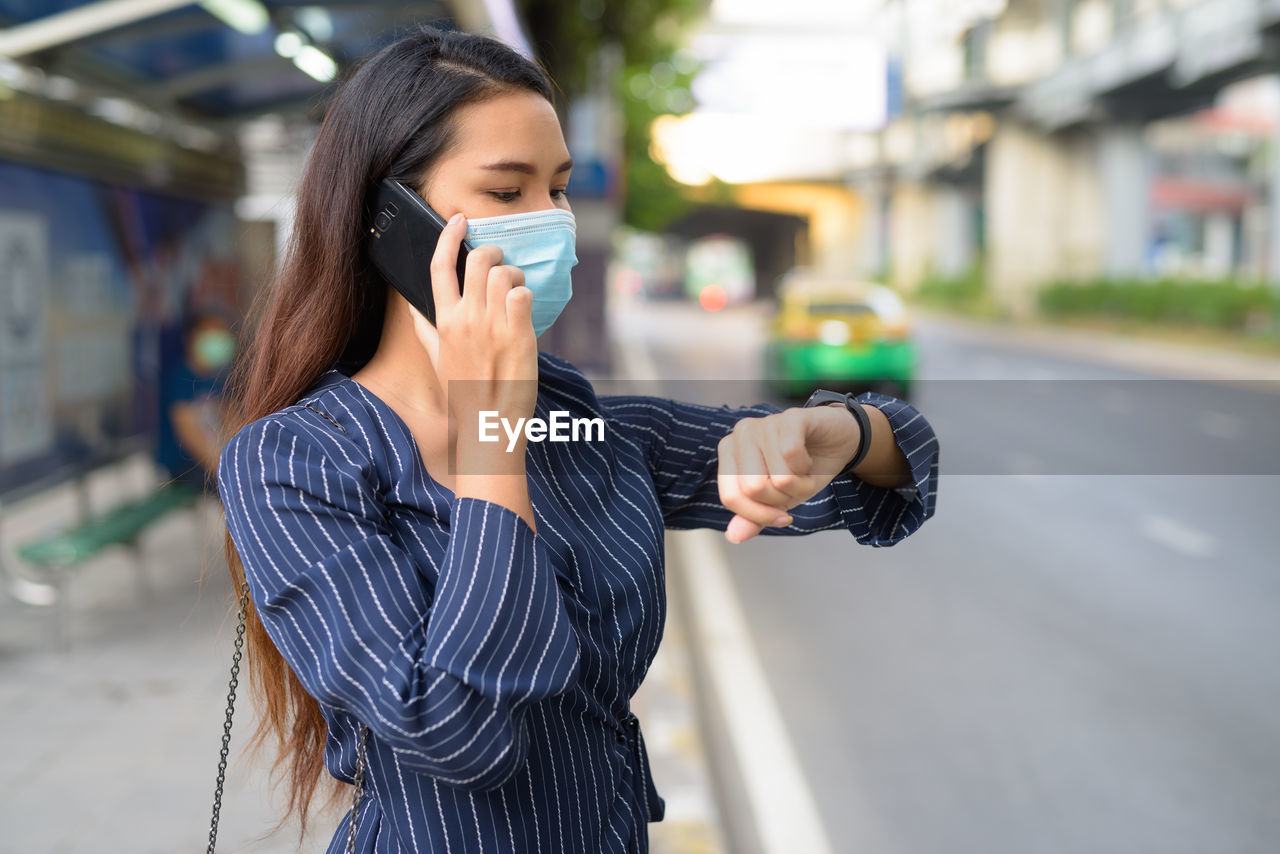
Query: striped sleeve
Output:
[[217, 414, 581, 791], [599, 391, 939, 546]]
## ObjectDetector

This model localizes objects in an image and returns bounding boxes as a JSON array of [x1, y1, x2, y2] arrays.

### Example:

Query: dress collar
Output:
[[298, 366, 350, 402]]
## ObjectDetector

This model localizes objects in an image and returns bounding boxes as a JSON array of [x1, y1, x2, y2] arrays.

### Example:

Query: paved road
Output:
[[625, 298, 1280, 854]]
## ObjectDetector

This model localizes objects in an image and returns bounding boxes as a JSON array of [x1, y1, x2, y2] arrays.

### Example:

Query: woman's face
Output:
[[418, 89, 573, 219]]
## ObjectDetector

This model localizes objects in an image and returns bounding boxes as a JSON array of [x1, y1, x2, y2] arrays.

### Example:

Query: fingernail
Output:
[[773, 514, 792, 526], [449, 213, 464, 225]]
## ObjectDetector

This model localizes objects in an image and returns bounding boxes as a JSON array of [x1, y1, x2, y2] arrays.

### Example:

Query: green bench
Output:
[[14, 480, 202, 649]]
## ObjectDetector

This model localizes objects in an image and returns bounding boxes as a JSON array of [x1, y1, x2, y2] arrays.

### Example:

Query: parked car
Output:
[[763, 271, 917, 400]]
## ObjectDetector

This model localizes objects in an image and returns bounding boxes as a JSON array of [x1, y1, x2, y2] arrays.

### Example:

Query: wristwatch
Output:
[[801, 389, 872, 474]]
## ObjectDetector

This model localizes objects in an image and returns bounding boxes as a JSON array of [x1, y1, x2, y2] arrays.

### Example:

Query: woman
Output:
[[218, 25, 939, 854], [157, 309, 235, 491]]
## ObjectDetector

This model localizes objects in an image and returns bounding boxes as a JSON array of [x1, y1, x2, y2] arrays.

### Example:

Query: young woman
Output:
[[157, 309, 235, 490], [218, 25, 939, 854]]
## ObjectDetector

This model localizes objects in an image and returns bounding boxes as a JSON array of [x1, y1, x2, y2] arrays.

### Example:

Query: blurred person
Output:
[[156, 309, 234, 490], [217, 26, 940, 854]]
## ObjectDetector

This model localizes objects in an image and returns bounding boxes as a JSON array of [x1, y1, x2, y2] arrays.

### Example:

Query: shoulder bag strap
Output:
[[208, 400, 370, 853]]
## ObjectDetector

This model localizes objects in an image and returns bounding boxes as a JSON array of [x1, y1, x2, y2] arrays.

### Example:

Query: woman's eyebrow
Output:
[[478, 159, 574, 174]]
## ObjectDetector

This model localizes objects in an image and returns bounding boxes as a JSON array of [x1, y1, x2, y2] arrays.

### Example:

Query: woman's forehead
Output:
[[449, 92, 569, 163]]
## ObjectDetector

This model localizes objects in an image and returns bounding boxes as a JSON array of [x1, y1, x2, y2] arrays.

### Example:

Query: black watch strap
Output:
[[802, 389, 873, 474]]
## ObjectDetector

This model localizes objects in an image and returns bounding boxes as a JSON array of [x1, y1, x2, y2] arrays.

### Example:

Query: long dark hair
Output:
[[220, 25, 554, 835]]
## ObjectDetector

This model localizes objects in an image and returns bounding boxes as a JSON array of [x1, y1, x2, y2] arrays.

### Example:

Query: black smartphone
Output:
[[365, 179, 471, 325]]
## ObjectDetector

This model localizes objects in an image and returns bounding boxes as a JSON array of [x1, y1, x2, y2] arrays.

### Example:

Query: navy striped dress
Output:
[[218, 352, 939, 853]]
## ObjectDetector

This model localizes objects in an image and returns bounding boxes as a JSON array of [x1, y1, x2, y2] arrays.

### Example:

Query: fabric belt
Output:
[[609, 710, 666, 822]]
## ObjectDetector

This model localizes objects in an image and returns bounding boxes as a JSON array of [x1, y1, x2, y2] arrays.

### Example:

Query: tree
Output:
[[517, 0, 708, 230]]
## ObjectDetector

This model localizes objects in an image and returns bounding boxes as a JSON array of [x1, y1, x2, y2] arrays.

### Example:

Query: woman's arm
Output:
[[845, 402, 913, 488], [218, 413, 580, 791], [169, 400, 222, 473], [600, 390, 939, 546]]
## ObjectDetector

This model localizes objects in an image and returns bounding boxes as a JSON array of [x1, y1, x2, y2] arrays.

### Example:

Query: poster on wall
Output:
[[0, 158, 243, 497], [0, 211, 53, 466]]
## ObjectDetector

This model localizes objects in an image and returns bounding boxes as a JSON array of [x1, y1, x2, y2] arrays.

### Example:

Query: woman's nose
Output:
[[521, 197, 561, 213]]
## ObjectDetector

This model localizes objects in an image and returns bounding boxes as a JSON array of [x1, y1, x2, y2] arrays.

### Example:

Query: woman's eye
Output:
[[488, 190, 520, 202], [551, 188, 568, 200]]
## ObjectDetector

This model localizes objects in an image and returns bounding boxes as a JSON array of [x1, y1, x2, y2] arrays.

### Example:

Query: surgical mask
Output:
[[193, 329, 236, 370], [466, 208, 577, 337]]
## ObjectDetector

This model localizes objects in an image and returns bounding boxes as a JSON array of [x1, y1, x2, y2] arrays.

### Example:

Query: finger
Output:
[[487, 264, 525, 327], [506, 283, 533, 331], [728, 422, 793, 508], [717, 437, 793, 533], [726, 514, 764, 544], [733, 444, 795, 522], [462, 243, 504, 314], [762, 419, 814, 500], [429, 213, 467, 317], [717, 429, 767, 505], [779, 410, 815, 476], [716, 445, 771, 544]]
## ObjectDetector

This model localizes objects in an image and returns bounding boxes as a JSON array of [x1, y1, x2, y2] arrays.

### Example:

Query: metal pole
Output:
[[0, 0, 197, 58], [1268, 75, 1280, 285]]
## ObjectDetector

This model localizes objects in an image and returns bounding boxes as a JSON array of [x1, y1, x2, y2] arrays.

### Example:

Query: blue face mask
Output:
[[465, 208, 577, 337]]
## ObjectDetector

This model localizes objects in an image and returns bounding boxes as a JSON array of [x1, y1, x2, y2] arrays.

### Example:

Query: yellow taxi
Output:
[[763, 270, 917, 400]]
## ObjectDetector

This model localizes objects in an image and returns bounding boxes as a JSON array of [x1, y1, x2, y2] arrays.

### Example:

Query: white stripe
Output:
[[674, 529, 836, 854], [618, 329, 835, 854]]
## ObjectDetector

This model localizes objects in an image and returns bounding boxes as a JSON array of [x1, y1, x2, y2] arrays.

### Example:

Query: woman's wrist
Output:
[[454, 472, 536, 530], [818, 401, 865, 472], [453, 435, 536, 531], [455, 429, 527, 470]]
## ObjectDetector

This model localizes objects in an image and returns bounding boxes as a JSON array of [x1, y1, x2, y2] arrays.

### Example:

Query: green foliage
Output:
[[911, 263, 1006, 318], [1037, 277, 1280, 334], [916, 264, 985, 306], [517, 0, 706, 231]]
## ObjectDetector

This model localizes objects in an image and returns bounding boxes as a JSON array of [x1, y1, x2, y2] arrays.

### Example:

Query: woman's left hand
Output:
[[716, 404, 862, 544]]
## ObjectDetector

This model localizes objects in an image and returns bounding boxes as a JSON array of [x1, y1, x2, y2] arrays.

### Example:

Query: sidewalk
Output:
[[914, 307, 1280, 386], [0, 435, 726, 854], [0, 455, 335, 853]]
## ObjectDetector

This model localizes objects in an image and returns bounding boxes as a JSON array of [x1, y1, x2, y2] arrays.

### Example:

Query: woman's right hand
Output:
[[418, 213, 539, 433], [416, 213, 539, 529]]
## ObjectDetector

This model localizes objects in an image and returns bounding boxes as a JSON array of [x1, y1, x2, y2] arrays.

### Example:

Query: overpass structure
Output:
[[875, 0, 1280, 314]]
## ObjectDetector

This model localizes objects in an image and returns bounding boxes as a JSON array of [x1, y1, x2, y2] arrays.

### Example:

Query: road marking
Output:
[[616, 318, 835, 854], [1140, 514, 1216, 559], [674, 530, 836, 854]]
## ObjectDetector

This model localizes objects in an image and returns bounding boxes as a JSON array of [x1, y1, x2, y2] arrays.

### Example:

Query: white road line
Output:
[[616, 320, 835, 854], [1140, 514, 1217, 559], [673, 530, 837, 854]]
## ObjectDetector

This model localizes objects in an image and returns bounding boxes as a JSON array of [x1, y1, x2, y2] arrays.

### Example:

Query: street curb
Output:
[[591, 340, 731, 854]]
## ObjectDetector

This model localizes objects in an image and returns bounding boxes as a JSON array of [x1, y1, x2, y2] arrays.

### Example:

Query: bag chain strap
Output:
[[207, 579, 369, 853]]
